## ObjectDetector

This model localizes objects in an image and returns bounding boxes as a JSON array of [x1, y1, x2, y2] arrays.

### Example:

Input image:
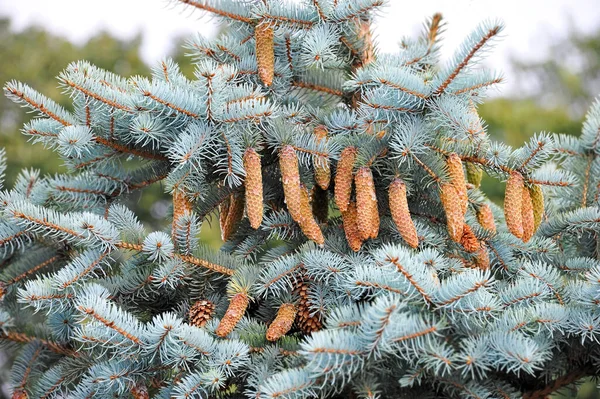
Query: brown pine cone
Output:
[[266, 303, 297, 341], [189, 299, 215, 328], [255, 21, 274, 86], [355, 167, 378, 241], [221, 193, 244, 242], [504, 171, 524, 239], [342, 201, 363, 252], [298, 185, 325, 246], [279, 145, 303, 222], [243, 148, 263, 229], [130, 382, 149, 399], [476, 203, 496, 233], [440, 183, 464, 242], [521, 185, 535, 243], [529, 184, 544, 230], [216, 293, 249, 337], [313, 125, 331, 190], [447, 153, 468, 215], [460, 223, 480, 253], [294, 279, 323, 334], [474, 244, 490, 271], [334, 147, 357, 213], [389, 178, 418, 248]]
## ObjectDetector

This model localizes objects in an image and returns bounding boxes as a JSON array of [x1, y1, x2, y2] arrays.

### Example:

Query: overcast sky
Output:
[[1, 0, 599, 94]]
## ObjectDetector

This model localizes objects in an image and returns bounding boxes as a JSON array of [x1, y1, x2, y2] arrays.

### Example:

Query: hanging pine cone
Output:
[[447, 153, 468, 214], [216, 293, 249, 337], [440, 183, 464, 242], [313, 125, 331, 190], [298, 185, 325, 246], [294, 279, 323, 334], [521, 185, 535, 243], [172, 190, 193, 239], [279, 145, 303, 222], [342, 201, 363, 252], [355, 167, 378, 240], [12, 390, 28, 399], [466, 162, 483, 188], [266, 303, 297, 341], [243, 148, 263, 229], [221, 193, 244, 242], [334, 146, 357, 213], [473, 244, 490, 271], [504, 171, 524, 239], [219, 195, 230, 238], [130, 382, 149, 399], [476, 203, 496, 233], [389, 179, 418, 248], [529, 184, 544, 230], [460, 223, 480, 253], [311, 185, 329, 223], [255, 21, 274, 86], [189, 299, 215, 328]]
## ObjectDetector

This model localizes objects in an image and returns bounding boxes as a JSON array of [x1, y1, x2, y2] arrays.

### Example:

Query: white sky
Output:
[[1, 0, 599, 95]]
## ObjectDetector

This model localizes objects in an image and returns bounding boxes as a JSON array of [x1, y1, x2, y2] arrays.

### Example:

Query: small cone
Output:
[[460, 223, 480, 253], [504, 171, 524, 239], [266, 303, 297, 341], [529, 184, 544, 230], [474, 244, 490, 271], [298, 185, 325, 246], [342, 201, 363, 252], [313, 126, 331, 190], [334, 147, 357, 213], [172, 190, 193, 239], [294, 279, 323, 334], [466, 162, 483, 188], [312, 185, 328, 223], [521, 186, 535, 243], [389, 179, 418, 248], [221, 193, 244, 242], [12, 391, 28, 399], [216, 293, 249, 337], [355, 167, 378, 241], [440, 183, 464, 242], [476, 204, 496, 233], [255, 22, 274, 86], [189, 299, 215, 328], [447, 153, 468, 214], [131, 382, 149, 399], [279, 145, 303, 222], [243, 148, 263, 229]]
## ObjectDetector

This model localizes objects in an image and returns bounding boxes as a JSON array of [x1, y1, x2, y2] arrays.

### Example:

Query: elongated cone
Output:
[[219, 196, 230, 237], [466, 162, 483, 188], [370, 197, 380, 239], [389, 179, 418, 248], [521, 185, 535, 243], [504, 171, 524, 239], [216, 293, 249, 337], [440, 183, 464, 242], [476, 204, 496, 233], [342, 201, 363, 252], [334, 147, 357, 213], [312, 185, 328, 223], [172, 190, 193, 239], [460, 223, 480, 253], [447, 153, 468, 215], [529, 184, 544, 230], [298, 185, 325, 246], [474, 244, 490, 271], [189, 299, 215, 328], [243, 148, 263, 229], [355, 167, 378, 240], [221, 193, 244, 242], [313, 126, 331, 190], [255, 22, 274, 86], [266, 303, 297, 341], [279, 145, 303, 222], [131, 382, 149, 399]]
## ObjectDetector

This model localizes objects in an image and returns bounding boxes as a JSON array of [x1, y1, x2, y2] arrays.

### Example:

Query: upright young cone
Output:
[[342, 201, 363, 252], [243, 148, 263, 229], [521, 185, 535, 243], [355, 167, 378, 240], [266, 303, 297, 341], [447, 153, 468, 214], [313, 125, 331, 190], [389, 179, 418, 248], [216, 293, 249, 337], [334, 147, 357, 213], [466, 162, 483, 188], [298, 185, 325, 246], [255, 21, 274, 86], [529, 184, 544, 230], [460, 223, 480, 253], [440, 183, 464, 242], [221, 193, 244, 241], [279, 145, 303, 222], [504, 171, 524, 239], [476, 204, 496, 233]]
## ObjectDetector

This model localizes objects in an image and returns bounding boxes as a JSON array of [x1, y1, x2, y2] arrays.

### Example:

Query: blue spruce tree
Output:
[[0, 1, 599, 398]]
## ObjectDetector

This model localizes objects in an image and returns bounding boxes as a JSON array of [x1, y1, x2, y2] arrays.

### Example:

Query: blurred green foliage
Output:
[[0, 16, 599, 398]]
